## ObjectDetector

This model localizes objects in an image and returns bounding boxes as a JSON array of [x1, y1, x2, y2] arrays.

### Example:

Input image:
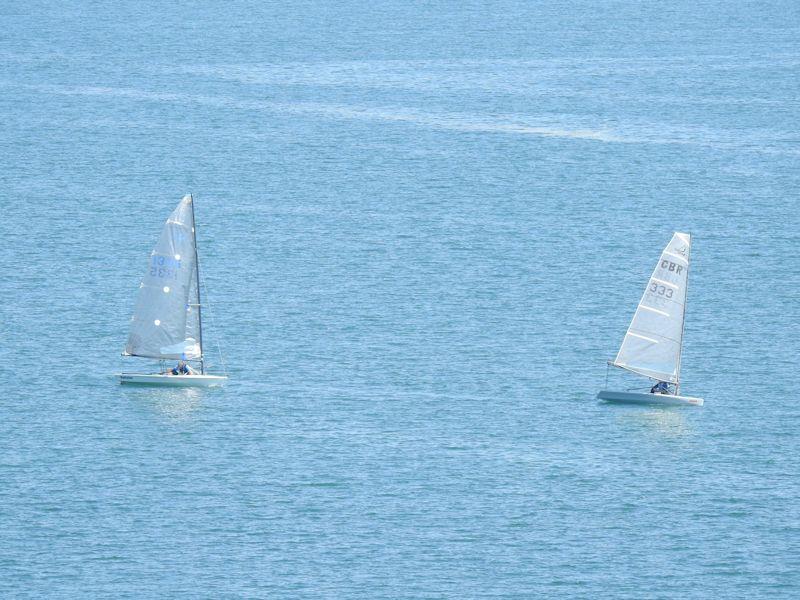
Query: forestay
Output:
[[124, 195, 201, 360], [613, 232, 691, 384]]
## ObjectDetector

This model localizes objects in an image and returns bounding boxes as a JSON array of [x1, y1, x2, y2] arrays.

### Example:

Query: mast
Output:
[[189, 194, 205, 375], [674, 233, 691, 395]]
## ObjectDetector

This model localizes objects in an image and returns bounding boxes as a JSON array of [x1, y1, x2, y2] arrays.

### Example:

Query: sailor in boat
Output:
[[650, 381, 671, 395], [170, 361, 193, 376]]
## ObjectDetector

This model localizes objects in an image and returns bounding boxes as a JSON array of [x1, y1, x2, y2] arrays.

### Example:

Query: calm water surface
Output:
[[1, 1, 799, 597]]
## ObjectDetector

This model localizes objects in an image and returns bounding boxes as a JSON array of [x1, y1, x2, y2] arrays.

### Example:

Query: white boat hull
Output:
[[118, 373, 227, 387], [597, 390, 703, 407]]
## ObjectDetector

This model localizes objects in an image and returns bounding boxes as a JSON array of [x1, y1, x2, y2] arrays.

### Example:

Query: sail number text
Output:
[[660, 259, 684, 275], [649, 282, 674, 298], [150, 255, 181, 280]]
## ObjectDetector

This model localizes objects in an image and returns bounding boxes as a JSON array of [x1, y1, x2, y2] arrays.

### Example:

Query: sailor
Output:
[[171, 360, 191, 375], [650, 381, 670, 394]]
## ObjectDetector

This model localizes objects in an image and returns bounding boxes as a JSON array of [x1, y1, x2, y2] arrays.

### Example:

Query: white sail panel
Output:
[[614, 232, 691, 383], [125, 196, 202, 360]]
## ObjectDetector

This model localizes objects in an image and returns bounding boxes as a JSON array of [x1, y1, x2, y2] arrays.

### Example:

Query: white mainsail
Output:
[[124, 195, 202, 361], [613, 232, 691, 384]]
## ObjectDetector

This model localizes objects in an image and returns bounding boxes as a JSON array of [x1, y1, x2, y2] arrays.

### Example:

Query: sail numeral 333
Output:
[[649, 281, 673, 298]]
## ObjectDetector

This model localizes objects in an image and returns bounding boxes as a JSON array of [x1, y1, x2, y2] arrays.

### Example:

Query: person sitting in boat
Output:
[[171, 361, 191, 376], [650, 381, 670, 395]]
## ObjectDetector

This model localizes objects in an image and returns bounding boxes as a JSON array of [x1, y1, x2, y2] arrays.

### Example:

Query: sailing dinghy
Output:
[[597, 232, 702, 406], [118, 195, 227, 387]]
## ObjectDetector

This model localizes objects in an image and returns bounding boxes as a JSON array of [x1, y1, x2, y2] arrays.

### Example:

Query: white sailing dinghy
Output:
[[118, 195, 227, 387], [597, 232, 703, 407]]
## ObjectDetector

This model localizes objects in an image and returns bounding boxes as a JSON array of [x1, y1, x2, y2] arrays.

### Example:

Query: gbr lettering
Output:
[[660, 259, 684, 275]]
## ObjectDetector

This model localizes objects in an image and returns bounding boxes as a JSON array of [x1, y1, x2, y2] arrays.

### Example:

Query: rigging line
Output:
[[200, 277, 228, 377], [189, 194, 205, 375]]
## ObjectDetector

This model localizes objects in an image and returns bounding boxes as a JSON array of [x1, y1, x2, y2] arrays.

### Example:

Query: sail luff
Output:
[[613, 232, 691, 384]]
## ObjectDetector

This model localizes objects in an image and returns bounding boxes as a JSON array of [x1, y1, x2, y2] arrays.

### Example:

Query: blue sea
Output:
[[2, 1, 799, 597]]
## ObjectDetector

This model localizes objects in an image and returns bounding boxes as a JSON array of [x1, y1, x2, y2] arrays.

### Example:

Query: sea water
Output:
[[1, 1, 799, 597]]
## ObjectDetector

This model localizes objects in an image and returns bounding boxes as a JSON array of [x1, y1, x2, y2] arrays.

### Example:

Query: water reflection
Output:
[[611, 405, 693, 438], [120, 386, 206, 422]]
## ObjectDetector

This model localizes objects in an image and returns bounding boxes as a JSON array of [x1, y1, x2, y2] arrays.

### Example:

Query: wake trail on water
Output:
[[24, 83, 619, 142], [19, 83, 800, 155]]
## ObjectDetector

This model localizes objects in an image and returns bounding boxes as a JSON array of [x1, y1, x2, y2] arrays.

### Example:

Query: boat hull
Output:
[[118, 373, 227, 387], [597, 390, 703, 406]]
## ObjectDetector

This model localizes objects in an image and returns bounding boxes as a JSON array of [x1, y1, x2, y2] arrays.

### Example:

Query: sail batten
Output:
[[124, 195, 202, 361], [627, 331, 660, 344], [651, 277, 679, 288], [639, 304, 669, 317], [613, 232, 691, 384], [663, 251, 688, 263]]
